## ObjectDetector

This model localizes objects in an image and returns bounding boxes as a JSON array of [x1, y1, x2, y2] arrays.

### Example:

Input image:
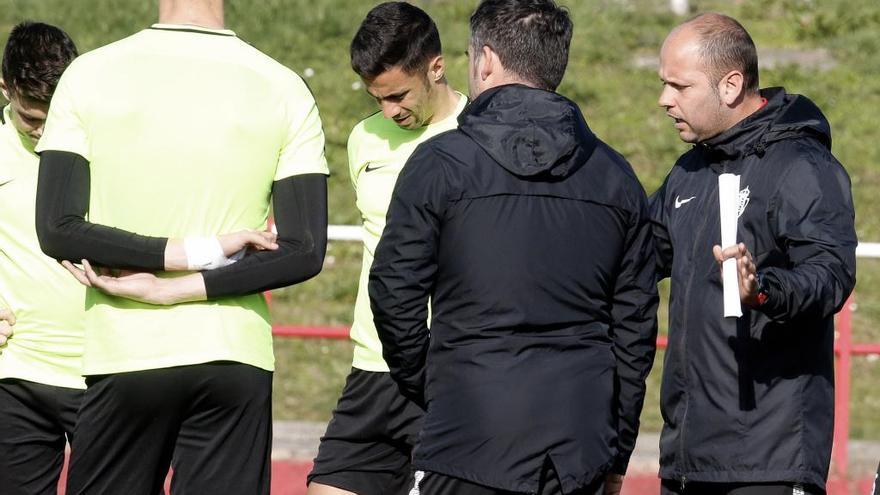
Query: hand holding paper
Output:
[[713, 243, 761, 308], [718, 173, 742, 318]]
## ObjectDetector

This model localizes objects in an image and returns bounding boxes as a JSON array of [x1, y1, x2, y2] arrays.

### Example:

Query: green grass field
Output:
[[3, 0, 880, 438]]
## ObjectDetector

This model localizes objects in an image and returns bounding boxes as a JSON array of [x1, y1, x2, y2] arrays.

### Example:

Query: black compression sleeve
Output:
[[35, 150, 167, 270], [202, 174, 328, 298]]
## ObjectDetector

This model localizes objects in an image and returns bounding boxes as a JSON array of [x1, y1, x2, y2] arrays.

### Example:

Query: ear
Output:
[[719, 70, 745, 106], [0, 79, 9, 102], [479, 45, 495, 82], [427, 55, 445, 82]]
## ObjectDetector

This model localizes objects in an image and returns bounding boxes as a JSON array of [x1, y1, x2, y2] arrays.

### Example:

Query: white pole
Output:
[[325, 225, 880, 261], [670, 0, 689, 16]]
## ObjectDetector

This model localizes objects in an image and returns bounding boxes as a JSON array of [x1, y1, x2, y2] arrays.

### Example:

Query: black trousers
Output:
[[660, 479, 825, 495], [410, 460, 605, 495], [66, 362, 273, 495], [0, 378, 83, 495]]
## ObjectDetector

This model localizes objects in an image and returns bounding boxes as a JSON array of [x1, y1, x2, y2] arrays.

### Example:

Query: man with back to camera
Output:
[[0, 21, 83, 495], [307, 3, 467, 495], [33, 0, 329, 493], [652, 12, 856, 495], [369, 0, 659, 494]]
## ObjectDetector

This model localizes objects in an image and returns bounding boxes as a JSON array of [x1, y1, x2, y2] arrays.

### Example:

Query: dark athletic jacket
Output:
[[650, 87, 857, 489], [370, 84, 658, 493]]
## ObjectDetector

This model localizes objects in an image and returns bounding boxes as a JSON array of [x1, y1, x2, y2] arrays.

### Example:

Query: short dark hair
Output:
[[469, 0, 573, 91], [688, 13, 759, 94], [2, 21, 78, 103], [350, 2, 441, 80]]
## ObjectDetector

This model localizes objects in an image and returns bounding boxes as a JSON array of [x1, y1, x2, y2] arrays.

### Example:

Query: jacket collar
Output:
[[697, 87, 831, 165], [698, 87, 787, 161]]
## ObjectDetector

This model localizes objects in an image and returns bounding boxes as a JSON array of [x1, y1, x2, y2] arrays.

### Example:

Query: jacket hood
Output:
[[700, 87, 832, 160], [458, 84, 597, 179]]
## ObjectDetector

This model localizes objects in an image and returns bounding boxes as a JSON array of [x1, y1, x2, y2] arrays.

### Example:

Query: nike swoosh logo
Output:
[[674, 195, 695, 209], [0, 179, 13, 187], [364, 163, 389, 173]]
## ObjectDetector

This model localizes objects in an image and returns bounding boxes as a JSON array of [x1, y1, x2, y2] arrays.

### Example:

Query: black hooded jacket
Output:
[[650, 88, 857, 488], [369, 84, 658, 492]]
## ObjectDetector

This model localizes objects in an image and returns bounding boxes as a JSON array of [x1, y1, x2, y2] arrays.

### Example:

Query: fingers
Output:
[[712, 245, 724, 263], [0, 308, 16, 326], [712, 244, 741, 263], [81, 260, 111, 292], [0, 308, 13, 345], [738, 248, 758, 295], [244, 230, 278, 251], [739, 255, 756, 278], [61, 260, 92, 287], [714, 243, 752, 263], [219, 230, 279, 256]]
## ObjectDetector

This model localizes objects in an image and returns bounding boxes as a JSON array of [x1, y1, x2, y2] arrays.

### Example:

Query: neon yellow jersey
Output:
[[348, 93, 467, 371], [36, 24, 329, 375], [0, 105, 85, 389]]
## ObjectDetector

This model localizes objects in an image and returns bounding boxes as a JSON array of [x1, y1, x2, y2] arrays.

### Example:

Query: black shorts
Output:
[[408, 464, 605, 495], [66, 362, 272, 495], [308, 368, 424, 495], [660, 479, 826, 495], [0, 378, 83, 495]]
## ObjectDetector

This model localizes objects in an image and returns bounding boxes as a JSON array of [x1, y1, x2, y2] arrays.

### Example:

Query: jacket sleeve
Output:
[[35, 150, 167, 270], [202, 174, 327, 298], [609, 195, 660, 474], [648, 175, 673, 280], [369, 144, 446, 407], [758, 146, 857, 322]]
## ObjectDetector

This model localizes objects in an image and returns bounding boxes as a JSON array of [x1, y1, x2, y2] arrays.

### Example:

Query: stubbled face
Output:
[[4, 91, 49, 145], [658, 29, 726, 143], [365, 65, 435, 130]]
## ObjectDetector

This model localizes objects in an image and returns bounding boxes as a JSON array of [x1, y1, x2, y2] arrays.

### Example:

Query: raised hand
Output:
[[712, 242, 760, 307]]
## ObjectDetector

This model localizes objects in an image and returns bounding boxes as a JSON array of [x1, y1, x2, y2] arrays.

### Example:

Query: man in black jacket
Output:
[[369, 1, 658, 494], [653, 13, 857, 495]]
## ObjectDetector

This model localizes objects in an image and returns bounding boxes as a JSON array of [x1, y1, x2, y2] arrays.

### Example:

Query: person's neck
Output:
[[427, 83, 461, 125], [728, 92, 766, 128], [479, 73, 539, 98], [158, 0, 225, 29]]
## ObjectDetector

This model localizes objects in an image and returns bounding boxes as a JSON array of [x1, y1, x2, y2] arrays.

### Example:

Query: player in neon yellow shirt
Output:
[[0, 21, 81, 494], [307, 3, 466, 494], [34, 1, 328, 493]]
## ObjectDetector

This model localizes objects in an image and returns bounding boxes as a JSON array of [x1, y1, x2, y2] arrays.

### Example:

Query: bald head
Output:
[[666, 13, 759, 95], [658, 13, 765, 142]]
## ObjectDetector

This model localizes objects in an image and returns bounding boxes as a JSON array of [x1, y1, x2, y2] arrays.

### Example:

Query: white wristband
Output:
[[184, 237, 229, 271]]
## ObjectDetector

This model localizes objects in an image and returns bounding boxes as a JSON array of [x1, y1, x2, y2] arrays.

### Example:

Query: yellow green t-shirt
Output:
[[348, 93, 467, 371], [36, 24, 328, 375], [0, 105, 85, 389]]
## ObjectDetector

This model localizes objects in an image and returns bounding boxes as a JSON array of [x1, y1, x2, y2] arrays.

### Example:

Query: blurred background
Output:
[[2, 0, 878, 480]]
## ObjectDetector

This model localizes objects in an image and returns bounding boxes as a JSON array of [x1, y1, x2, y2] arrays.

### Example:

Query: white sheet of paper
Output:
[[718, 173, 743, 318]]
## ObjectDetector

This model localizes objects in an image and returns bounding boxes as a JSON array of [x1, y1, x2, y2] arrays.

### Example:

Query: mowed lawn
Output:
[[3, 0, 880, 438]]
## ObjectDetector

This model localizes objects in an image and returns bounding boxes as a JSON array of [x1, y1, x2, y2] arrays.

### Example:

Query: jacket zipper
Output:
[[677, 171, 719, 487]]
